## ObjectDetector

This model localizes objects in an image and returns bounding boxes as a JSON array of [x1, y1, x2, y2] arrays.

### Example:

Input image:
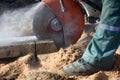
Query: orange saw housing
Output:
[[44, 0, 85, 45]]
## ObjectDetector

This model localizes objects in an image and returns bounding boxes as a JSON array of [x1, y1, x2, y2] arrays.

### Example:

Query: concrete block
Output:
[[0, 41, 35, 58], [0, 36, 58, 59]]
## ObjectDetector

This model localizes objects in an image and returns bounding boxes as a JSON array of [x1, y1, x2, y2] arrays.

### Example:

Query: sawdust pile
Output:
[[0, 44, 120, 80], [0, 45, 84, 80]]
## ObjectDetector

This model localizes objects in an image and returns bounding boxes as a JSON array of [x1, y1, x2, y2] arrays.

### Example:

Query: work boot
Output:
[[62, 58, 113, 76]]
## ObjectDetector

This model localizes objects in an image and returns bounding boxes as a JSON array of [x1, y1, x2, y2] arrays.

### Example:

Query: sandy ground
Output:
[[0, 24, 120, 80]]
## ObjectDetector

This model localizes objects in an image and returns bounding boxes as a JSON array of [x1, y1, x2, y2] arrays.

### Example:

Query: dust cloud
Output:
[[0, 2, 42, 38]]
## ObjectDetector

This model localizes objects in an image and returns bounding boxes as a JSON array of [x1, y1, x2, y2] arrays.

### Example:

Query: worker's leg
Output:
[[62, 0, 120, 75], [82, 24, 120, 68], [82, 0, 120, 68]]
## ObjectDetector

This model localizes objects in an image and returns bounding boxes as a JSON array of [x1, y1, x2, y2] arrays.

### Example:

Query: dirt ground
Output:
[[0, 24, 120, 80]]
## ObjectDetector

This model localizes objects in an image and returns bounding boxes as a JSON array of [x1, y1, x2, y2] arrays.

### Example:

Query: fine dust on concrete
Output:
[[0, 2, 42, 38]]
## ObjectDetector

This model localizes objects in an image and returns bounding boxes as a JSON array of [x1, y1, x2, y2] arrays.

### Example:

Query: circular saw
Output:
[[33, 0, 85, 48]]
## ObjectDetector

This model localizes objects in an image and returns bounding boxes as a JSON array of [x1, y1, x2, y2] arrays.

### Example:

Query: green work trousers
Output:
[[82, 0, 120, 68]]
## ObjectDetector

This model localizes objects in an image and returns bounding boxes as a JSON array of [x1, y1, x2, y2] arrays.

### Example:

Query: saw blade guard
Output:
[[33, 0, 85, 47]]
